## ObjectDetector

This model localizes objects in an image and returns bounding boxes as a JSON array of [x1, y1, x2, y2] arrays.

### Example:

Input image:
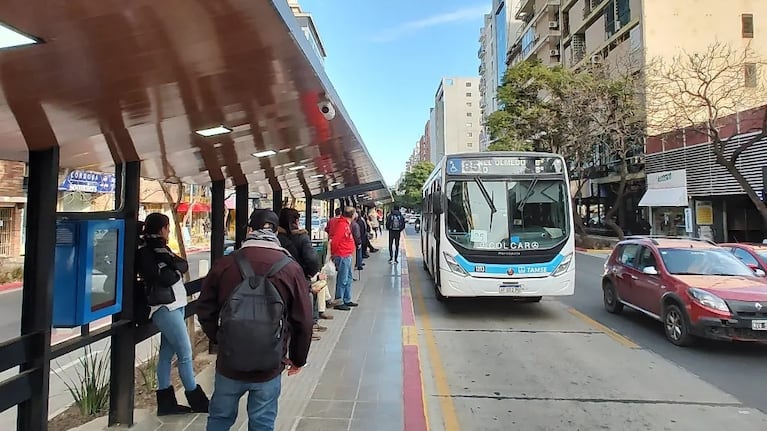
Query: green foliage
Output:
[[138, 340, 159, 391], [55, 345, 111, 417], [396, 161, 434, 209]]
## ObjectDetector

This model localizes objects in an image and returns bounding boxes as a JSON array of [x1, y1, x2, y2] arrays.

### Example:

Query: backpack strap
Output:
[[234, 250, 256, 280], [234, 251, 293, 280], [267, 255, 294, 277]]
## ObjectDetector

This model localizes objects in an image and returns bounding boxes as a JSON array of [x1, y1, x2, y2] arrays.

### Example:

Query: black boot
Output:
[[185, 384, 210, 413], [156, 386, 192, 416]]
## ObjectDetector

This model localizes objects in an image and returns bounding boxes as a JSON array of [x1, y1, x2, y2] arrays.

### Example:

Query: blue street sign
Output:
[[447, 159, 462, 174], [59, 170, 116, 193]]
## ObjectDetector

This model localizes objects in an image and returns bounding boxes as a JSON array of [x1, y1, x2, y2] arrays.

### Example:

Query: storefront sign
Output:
[[684, 208, 693, 233], [647, 169, 687, 190], [695, 201, 714, 225], [59, 170, 116, 194]]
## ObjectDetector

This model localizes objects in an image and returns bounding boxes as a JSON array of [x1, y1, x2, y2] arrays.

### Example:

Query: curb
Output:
[[0, 281, 22, 293], [400, 249, 429, 431], [575, 247, 611, 253]]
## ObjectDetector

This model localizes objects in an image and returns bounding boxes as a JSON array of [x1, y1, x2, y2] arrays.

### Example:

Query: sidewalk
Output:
[[75, 237, 411, 431]]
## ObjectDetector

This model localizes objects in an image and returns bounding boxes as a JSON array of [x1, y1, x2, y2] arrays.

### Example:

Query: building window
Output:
[[465, 81, 472, 87], [467, 112, 473, 117], [745, 63, 757, 87], [465, 123, 472, 128], [466, 102, 473, 107], [743, 14, 754, 38], [467, 131, 473, 137], [466, 92, 472, 97], [467, 142, 473, 148]]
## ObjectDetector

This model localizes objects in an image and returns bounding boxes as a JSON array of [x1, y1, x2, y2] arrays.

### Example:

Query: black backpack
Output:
[[389, 213, 405, 231], [217, 251, 293, 373]]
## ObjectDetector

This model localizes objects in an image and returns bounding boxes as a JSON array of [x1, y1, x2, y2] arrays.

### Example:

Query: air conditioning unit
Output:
[[549, 49, 560, 57], [548, 21, 559, 29]]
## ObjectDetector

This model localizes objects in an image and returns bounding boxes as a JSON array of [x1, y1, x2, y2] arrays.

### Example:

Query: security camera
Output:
[[317, 99, 336, 121]]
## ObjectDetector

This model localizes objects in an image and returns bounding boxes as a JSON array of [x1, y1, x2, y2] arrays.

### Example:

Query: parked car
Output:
[[720, 242, 767, 273], [602, 236, 767, 346]]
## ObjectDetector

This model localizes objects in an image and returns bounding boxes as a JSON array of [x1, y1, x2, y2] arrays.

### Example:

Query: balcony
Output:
[[515, 0, 536, 20]]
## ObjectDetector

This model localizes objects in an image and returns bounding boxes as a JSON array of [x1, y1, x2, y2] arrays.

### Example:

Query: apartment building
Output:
[[507, 0, 563, 66], [419, 125, 431, 163], [479, 1, 525, 150], [431, 77, 482, 163]]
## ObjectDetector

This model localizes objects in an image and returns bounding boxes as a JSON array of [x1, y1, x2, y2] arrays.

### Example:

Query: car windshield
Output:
[[445, 179, 569, 251], [758, 251, 767, 262], [660, 248, 756, 276]]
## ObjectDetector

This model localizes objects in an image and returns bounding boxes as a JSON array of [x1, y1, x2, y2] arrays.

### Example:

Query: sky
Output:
[[301, 0, 489, 186]]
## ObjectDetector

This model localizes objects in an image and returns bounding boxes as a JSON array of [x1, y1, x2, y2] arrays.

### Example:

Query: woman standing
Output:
[[136, 213, 209, 416], [368, 210, 380, 238], [277, 208, 332, 340]]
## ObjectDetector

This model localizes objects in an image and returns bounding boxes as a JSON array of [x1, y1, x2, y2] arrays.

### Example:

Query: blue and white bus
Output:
[[420, 152, 575, 301]]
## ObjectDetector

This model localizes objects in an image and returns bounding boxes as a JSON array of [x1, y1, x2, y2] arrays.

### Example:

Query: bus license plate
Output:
[[752, 320, 767, 330], [499, 284, 523, 294]]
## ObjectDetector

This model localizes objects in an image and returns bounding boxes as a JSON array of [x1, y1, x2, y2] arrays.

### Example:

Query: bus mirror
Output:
[[433, 195, 443, 215]]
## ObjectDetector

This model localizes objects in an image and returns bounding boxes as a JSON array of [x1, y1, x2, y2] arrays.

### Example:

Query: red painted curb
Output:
[[403, 345, 428, 431], [0, 281, 22, 293]]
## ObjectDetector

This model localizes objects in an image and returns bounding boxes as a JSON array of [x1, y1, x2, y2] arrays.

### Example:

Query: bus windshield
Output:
[[445, 179, 569, 251]]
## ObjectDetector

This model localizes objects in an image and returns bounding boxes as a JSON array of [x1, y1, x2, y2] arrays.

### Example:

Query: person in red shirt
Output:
[[327, 206, 358, 310]]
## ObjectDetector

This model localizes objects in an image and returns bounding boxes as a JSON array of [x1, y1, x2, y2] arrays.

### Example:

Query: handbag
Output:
[[145, 280, 176, 306]]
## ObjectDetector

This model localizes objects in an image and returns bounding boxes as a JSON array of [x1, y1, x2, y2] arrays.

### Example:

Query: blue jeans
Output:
[[152, 306, 196, 391], [207, 372, 282, 431], [333, 255, 353, 304]]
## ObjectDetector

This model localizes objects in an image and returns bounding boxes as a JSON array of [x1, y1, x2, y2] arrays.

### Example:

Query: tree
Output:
[[489, 60, 641, 239], [585, 64, 645, 240], [645, 41, 767, 229], [396, 161, 434, 209]]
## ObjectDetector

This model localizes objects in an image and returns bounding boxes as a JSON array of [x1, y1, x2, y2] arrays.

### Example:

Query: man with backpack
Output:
[[197, 209, 313, 431], [386, 205, 406, 264]]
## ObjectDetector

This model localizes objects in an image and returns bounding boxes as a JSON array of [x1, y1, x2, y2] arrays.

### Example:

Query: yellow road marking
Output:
[[405, 241, 462, 431], [402, 325, 419, 346], [568, 308, 640, 349]]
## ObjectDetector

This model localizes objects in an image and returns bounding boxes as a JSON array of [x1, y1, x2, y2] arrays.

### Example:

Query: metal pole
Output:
[[305, 197, 313, 238], [211, 180, 225, 264], [108, 161, 140, 426], [272, 189, 283, 214], [17, 147, 59, 431], [235, 183, 248, 248]]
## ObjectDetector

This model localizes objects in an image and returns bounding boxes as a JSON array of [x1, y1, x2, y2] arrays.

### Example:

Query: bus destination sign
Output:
[[446, 156, 564, 176]]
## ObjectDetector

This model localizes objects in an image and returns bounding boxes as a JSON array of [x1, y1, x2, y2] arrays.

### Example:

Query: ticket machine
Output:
[[52, 219, 126, 328]]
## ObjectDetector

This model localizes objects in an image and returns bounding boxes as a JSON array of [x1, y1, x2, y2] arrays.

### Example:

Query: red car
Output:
[[720, 243, 767, 274], [602, 237, 767, 346]]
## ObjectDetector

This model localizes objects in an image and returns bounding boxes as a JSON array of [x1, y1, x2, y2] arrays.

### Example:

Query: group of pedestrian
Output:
[[134, 204, 409, 430]]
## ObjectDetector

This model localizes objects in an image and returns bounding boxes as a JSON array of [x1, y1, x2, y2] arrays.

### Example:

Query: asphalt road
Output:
[[0, 250, 212, 428], [564, 252, 767, 414], [402, 230, 767, 430]]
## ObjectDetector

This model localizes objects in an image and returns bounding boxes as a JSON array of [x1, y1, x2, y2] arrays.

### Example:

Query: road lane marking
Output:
[[568, 308, 640, 349], [404, 242, 461, 431]]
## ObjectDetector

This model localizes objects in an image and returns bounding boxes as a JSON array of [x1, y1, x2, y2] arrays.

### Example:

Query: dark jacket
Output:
[[351, 218, 362, 247], [277, 227, 320, 279], [135, 236, 188, 289], [197, 241, 313, 383]]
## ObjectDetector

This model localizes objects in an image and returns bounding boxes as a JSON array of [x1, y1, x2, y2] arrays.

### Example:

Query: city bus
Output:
[[420, 152, 575, 301]]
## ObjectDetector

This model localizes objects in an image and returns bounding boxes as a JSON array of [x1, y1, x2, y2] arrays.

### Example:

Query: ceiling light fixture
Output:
[[0, 23, 41, 50], [330, 182, 341, 187], [289, 165, 306, 171], [195, 125, 232, 137], [252, 150, 276, 158], [311, 174, 324, 179]]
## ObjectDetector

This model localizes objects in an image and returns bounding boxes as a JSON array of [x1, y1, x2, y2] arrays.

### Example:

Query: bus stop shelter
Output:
[[0, 1, 390, 429]]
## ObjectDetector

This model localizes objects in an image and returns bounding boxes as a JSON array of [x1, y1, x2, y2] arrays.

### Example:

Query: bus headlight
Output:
[[551, 253, 573, 277], [443, 252, 469, 277]]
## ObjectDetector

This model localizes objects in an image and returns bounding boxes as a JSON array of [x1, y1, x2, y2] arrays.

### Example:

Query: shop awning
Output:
[[176, 202, 211, 213], [638, 187, 688, 207]]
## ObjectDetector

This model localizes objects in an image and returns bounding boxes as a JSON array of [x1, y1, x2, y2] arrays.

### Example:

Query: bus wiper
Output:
[[517, 176, 540, 212], [473, 176, 497, 229]]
